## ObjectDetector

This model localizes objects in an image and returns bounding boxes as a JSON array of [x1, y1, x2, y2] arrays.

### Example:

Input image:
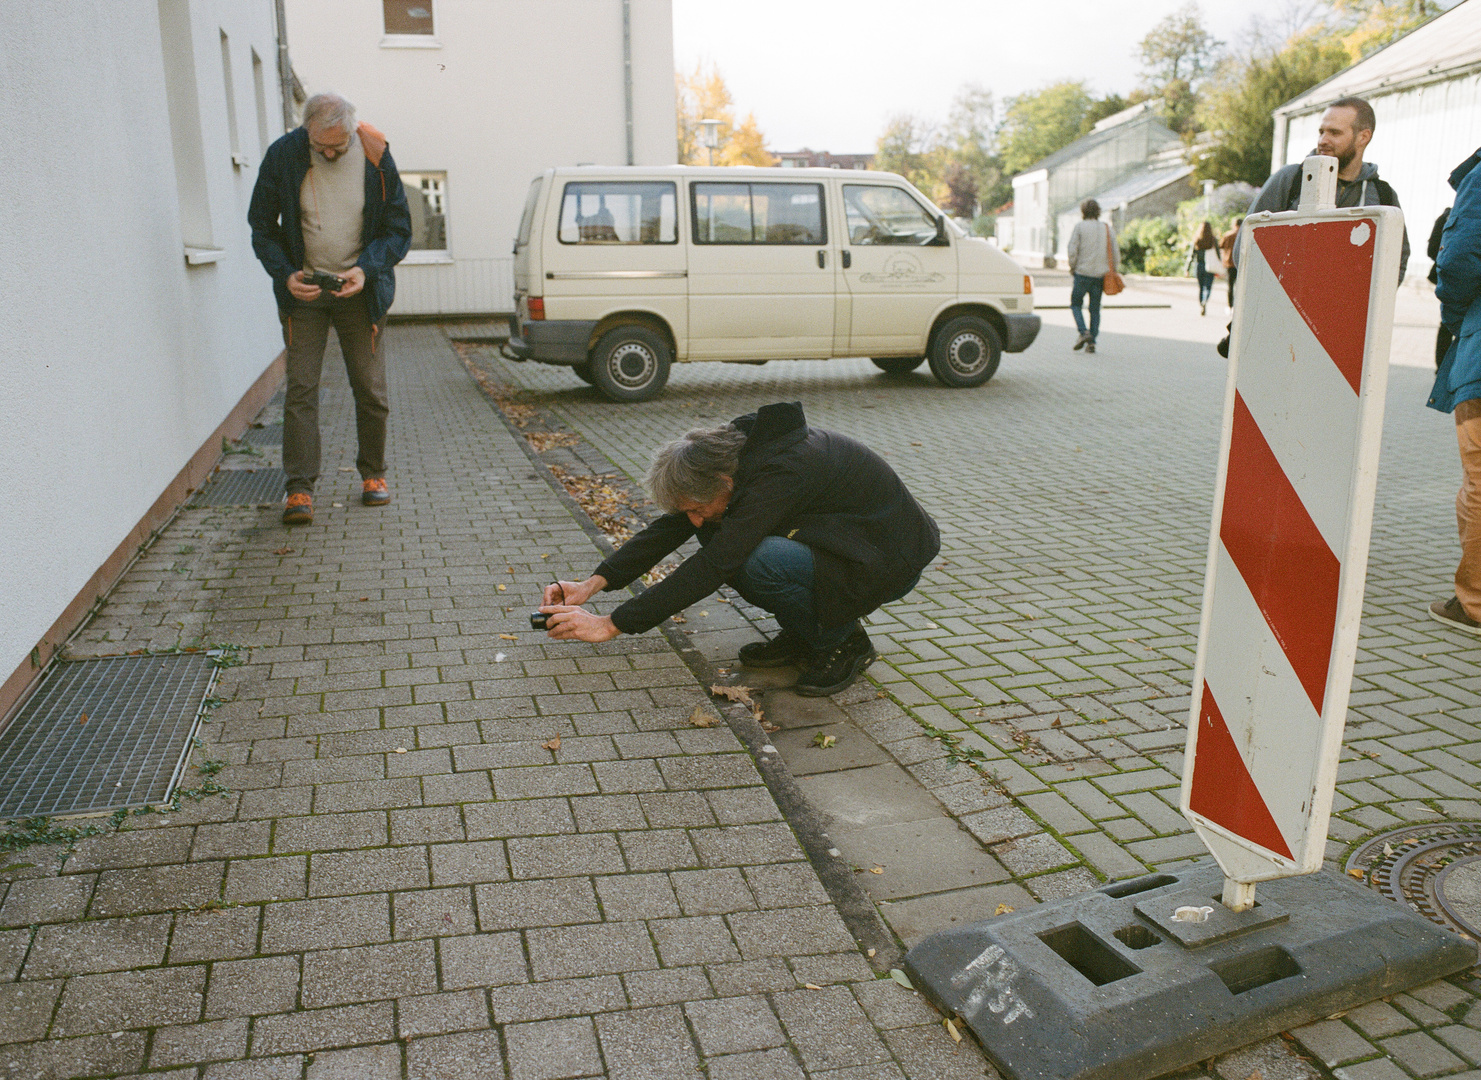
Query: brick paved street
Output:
[[4, 309, 1481, 1079]]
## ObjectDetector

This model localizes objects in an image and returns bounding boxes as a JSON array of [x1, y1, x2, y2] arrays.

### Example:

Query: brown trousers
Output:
[[280, 294, 387, 496], [1455, 398, 1481, 619]]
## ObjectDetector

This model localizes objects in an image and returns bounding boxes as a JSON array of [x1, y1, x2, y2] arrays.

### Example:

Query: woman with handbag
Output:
[[1185, 221, 1218, 316], [1065, 199, 1122, 354]]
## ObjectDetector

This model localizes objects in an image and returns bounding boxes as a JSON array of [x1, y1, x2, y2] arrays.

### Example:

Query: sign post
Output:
[[1180, 156, 1401, 910]]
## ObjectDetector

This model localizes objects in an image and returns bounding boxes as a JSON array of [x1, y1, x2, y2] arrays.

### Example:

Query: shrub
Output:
[[1119, 216, 1180, 275]]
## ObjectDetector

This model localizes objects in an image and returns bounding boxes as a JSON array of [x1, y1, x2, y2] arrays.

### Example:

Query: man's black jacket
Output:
[[596, 402, 940, 636]]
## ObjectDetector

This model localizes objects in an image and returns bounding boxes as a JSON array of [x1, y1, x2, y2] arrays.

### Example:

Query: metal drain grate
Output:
[[1346, 822, 1481, 940], [192, 468, 287, 506], [240, 423, 282, 449], [0, 653, 219, 818]]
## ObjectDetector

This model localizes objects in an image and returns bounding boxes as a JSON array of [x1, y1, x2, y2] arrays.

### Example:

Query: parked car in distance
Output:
[[505, 166, 1039, 402]]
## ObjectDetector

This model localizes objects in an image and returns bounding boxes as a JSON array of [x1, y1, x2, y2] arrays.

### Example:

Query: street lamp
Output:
[[699, 118, 721, 166]]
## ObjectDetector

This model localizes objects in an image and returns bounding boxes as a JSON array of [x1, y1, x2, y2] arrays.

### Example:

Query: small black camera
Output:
[[530, 612, 549, 631], [305, 270, 346, 292]]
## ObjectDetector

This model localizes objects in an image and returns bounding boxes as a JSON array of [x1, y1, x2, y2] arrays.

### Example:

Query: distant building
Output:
[[1007, 102, 1191, 266], [285, 0, 679, 316], [776, 148, 873, 170], [2, 0, 290, 718], [1272, 1, 1481, 282]]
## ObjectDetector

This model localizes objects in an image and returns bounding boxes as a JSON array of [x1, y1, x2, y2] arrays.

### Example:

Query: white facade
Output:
[[1273, 2, 1481, 282], [0, 0, 288, 711], [285, 0, 680, 316]]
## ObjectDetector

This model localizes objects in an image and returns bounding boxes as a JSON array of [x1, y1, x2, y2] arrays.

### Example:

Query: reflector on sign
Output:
[[1180, 166, 1404, 893]]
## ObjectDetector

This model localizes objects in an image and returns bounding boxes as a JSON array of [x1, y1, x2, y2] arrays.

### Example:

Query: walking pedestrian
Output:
[[1219, 217, 1241, 308], [248, 92, 412, 525], [1428, 145, 1481, 635], [1186, 221, 1217, 316], [537, 402, 939, 697], [1066, 199, 1119, 355]]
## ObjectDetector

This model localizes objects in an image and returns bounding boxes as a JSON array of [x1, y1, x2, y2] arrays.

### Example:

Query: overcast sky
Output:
[[672, 0, 1307, 153]]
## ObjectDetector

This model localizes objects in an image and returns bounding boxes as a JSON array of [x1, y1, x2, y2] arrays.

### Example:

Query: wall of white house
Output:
[[1281, 73, 1481, 283], [0, 0, 287, 699], [285, 0, 679, 316]]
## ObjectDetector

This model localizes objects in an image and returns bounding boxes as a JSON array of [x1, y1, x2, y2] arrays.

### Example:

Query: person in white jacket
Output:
[[1065, 199, 1120, 354]]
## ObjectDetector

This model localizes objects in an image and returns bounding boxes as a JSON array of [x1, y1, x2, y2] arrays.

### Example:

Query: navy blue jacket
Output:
[[248, 123, 411, 324], [1430, 149, 1481, 413]]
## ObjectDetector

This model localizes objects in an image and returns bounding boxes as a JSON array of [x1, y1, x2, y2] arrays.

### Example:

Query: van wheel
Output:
[[871, 357, 925, 374], [573, 361, 595, 385], [927, 316, 1001, 388], [590, 325, 670, 402]]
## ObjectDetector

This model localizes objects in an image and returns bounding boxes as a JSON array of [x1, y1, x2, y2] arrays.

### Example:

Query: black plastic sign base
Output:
[[902, 864, 1477, 1080]]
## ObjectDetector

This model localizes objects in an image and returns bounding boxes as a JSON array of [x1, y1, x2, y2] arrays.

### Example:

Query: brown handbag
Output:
[[1102, 222, 1125, 296]]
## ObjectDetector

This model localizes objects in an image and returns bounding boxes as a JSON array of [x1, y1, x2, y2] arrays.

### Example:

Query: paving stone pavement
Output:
[[465, 311, 1481, 1079], [0, 326, 992, 1079]]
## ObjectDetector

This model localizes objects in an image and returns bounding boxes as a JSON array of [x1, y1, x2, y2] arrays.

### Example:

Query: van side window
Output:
[[844, 185, 938, 246], [558, 182, 677, 244], [693, 183, 825, 245]]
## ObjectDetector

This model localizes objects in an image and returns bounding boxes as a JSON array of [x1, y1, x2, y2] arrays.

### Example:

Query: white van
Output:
[[506, 166, 1039, 402]]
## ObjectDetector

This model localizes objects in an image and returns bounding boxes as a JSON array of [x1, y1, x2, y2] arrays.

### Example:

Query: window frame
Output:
[[556, 181, 679, 246], [381, 0, 440, 46], [690, 181, 828, 246], [400, 170, 450, 261]]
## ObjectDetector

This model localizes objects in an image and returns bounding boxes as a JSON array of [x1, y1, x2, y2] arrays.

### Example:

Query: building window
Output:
[[251, 48, 271, 158], [558, 182, 677, 244], [158, 0, 214, 251], [384, 0, 434, 35], [402, 172, 448, 251], [220, 31, 243, 166], [692, 183, 825, 244]]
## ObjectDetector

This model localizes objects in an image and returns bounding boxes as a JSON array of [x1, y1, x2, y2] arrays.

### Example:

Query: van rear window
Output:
[[692, 183, 825, 245], [516, 177, 543, 249], [558, 182, 677, 244]]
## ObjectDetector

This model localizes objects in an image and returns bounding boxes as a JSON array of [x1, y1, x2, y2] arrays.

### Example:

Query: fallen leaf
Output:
[[1051, 718, 1062, 728], [542, 736, 562, 751], [870, 865, 884, 874], [812, 733, 837, 749], [994, 903, 1014, 916], [540, 553, 550, 559], [867, 948, 877, 958], [669, 614, 686, 623], [359, 597, 369, 602], [688, 706, 718, 728], [699, 610, 709, 617], [889, 968, 913, 989], [710, 684, 756, 707], [273, 547, 293, 556], [760, 720, 780, 733], [394, 747, 407, 754], [804, 983, 823, 990], [1348, 868, 1366, 880], [876, 690, 888, 698], [77, 713, 88, 725], [911, 441, 923, 447], [945, 1018, 962, 1044], [497, 584, 507, 591], [499, 633, 517, 640]]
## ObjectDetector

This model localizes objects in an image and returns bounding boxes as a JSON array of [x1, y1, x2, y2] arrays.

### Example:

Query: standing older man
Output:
[[537, 402, 940, 697], [249, 92, 411, 525]]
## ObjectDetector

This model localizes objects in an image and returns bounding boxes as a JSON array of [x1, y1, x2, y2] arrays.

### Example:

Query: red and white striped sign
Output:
[[1180, 183, 1404, 886]]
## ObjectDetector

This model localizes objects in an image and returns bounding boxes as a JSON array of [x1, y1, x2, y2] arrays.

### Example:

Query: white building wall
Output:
[[1280, 73, 1481, 281], [285, 0, 679, 315], [0, 0, 287, 697]]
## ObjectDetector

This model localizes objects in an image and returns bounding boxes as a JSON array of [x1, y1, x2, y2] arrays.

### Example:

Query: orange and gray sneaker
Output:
[[362, 478, 391, 506], [282, 492, 313, 525]]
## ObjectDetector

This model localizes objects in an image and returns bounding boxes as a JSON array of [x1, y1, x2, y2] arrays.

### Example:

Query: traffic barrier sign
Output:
[[1180, 156, 1405, 907]]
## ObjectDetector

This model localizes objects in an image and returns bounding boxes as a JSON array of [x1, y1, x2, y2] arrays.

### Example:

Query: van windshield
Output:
[[516, 178, 543, 249]]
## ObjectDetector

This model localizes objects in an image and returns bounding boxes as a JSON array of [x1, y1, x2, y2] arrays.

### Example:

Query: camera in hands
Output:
[[305, 270, 346, 293], [529, 612, 549, 631]]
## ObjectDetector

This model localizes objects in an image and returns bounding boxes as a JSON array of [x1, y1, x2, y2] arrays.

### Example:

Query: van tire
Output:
[[927, 316, 1001, 388], [589, 325, 670, 402], [573, 361, 595, 385], [871, 357, 925, 374]]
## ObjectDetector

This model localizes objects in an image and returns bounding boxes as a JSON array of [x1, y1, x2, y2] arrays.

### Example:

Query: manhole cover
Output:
[[240, 423, 282, 449], [192, 468, 287, 507], [1346, 822, 1481, 940]]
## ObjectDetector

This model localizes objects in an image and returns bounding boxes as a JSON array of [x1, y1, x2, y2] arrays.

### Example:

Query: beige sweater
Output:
[[300, 134, 366, 275], [1066, 220, 1120, 277]]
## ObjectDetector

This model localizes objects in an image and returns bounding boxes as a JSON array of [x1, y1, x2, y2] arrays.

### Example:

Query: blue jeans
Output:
[[1070, 273, 1103, 341], [729, 537, 918, 650], [1197, 269, 1215, 305]]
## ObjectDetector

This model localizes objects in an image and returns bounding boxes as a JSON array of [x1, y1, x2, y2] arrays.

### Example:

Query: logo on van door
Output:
[[858, 253, 945, 286]]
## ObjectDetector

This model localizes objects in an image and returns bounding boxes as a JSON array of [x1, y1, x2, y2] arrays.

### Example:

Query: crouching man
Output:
[[540, 402, 939, 697]]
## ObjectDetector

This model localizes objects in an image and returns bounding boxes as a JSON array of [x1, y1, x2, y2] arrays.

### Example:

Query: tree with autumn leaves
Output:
[[675, 63, 775, 167]]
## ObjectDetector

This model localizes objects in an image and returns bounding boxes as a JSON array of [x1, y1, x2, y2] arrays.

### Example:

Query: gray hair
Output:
[[647, 424, 748, 511], [302, 92, 356, 135]]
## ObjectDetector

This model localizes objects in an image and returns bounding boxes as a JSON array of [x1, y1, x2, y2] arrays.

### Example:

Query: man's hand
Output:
[[544, 575, 606, 608], [286, 270, 322, 302], [542, 606, 619, 642], [333, 267, 367, 298]]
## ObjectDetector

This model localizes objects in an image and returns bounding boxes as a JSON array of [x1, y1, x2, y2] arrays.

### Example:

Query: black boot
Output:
[[795, 628, 877, 697], [739, 629, 807, 668]]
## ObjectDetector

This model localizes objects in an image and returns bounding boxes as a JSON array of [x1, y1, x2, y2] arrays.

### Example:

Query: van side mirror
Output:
[[931, 215, 949, 246]]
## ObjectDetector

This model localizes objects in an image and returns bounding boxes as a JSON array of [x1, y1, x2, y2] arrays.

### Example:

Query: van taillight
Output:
[[1023, 275, 1033, 295], [527, 297, 545, 320]]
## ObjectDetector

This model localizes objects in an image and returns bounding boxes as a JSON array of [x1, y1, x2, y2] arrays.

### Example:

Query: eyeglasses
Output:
[[309, 133, 351, 157]]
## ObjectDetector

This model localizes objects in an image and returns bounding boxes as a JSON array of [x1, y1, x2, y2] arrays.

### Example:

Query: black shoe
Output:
[[1217, 333, 1230, 358], [794, 630, 876, 697], [739, 630, 807, 668], [1085, 341, 1096, 354], [1073, 332, 1089, 351], [1430, 596, 1481, 636]]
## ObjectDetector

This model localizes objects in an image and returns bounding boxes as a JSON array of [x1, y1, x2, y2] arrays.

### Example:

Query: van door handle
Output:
[[817, 250, 826, 269], [842, 250, 851, 269]]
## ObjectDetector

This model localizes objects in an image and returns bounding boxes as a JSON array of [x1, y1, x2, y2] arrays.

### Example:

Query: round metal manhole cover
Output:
[[1346, 822, 1481, 941]]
